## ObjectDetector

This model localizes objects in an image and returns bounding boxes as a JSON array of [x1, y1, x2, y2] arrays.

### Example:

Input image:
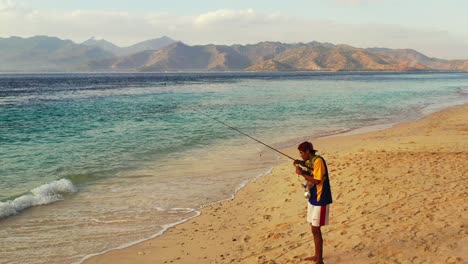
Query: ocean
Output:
[[1, 72, 467, 263]]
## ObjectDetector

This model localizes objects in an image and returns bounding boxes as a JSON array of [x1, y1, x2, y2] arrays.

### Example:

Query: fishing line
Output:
[[185, 106, 297, 161]]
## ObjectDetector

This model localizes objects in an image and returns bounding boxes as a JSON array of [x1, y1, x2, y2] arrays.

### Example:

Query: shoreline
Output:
[[2, 72, 467, 264], [76, 116, 396, 263], [0, 99, 451, 220], [85, 104, 467, 264], [77, 166, 275, 264]]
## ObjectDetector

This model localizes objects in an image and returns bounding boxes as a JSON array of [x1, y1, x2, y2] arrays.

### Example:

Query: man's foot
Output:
[[303, 256, 317, 262], [302, 256, 323, 263]]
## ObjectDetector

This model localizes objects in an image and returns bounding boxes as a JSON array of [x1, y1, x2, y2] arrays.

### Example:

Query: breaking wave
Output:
[[0, 179, 77, 219]]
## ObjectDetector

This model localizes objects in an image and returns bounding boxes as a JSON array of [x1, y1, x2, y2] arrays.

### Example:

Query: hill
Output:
[[1, 36, 467, 72], [81, 36, 176, 56], [96, 41, 466, 72], [0, 36, 115, 72]]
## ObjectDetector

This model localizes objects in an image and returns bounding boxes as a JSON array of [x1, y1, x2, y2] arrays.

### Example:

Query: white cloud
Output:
[[0, 0, 15, 11], [0, 4, 467, 59], [0, 5, 156, 44], [194, 9, 255, 27], [195, 9, 292, 31], [0, 0, 31, 13]]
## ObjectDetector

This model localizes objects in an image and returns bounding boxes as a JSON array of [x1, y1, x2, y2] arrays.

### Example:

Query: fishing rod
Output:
[[187, 106, 296, 161]]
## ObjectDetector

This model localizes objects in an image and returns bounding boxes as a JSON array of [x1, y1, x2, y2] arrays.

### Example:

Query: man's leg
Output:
[[303, 224, 323, 262], [311, 225, 323, 263]]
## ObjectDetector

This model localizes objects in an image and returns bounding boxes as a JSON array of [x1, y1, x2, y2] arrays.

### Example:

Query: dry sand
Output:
[[86, 104, 467, 264]]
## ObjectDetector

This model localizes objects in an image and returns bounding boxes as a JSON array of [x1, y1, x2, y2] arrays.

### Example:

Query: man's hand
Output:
[[295, 166, 303, 176], [293, 159, 305, 166]]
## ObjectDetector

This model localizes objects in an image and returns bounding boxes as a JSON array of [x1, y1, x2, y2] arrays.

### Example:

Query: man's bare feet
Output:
[[303, 256, 323, 263], [303, 256, 317, 261]]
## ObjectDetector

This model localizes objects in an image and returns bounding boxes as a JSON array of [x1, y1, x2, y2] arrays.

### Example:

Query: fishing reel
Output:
[[303, 182, 312, 199], [296, 164, 313, 199]]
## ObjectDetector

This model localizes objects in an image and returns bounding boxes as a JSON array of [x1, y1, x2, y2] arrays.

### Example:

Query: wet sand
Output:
[[85, 104, 467, 264]]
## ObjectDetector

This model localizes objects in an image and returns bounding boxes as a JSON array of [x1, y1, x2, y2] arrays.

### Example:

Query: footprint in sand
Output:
[[352, 242, 365, 251], [274, 223, 290, 230], [265, 206, 280, 213], [288, 244, 299, 250], [446, 256, 463, 263], [267, 232, 285, 239]]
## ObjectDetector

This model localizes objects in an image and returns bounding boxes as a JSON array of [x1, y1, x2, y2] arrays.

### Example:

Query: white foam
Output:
[[201, 166, 274, 209], [77, 208, 201, 264], [170, 207, 197, 212], [235, 166, 274, 193], [90, 219, 133, 224], [0, 179, 77, 219], [78, 167, 275, 263]]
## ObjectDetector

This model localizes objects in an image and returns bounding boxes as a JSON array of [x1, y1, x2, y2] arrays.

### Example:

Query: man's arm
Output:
[[295, 166, 321, 184], [312, 158, 326, 182]]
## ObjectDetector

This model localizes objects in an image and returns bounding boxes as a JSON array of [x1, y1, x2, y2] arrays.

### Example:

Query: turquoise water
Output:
[[1, 72, 468, 203], [0, 72, 467, 263], [2, 72, 467, 199]]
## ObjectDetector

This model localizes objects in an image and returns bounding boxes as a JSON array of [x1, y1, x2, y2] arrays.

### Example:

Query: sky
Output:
[[1, 0, 468, 59]]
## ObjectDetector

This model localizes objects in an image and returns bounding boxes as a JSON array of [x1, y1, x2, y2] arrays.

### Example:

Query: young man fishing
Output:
[[293, 141, 333, 263]]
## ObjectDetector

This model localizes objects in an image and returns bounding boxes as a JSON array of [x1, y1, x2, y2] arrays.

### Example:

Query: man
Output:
[[293, 141, 332, 263]]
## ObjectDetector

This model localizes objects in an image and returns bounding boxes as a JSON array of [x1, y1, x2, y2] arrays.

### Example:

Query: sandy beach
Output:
[[85, 104, 467, 264]]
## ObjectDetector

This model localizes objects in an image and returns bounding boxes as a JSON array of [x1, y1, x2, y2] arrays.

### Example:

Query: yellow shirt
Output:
[[305, 156, 327, 202]]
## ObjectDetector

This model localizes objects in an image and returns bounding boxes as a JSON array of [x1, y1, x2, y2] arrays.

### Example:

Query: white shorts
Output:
[[307, 203, 330, 227]]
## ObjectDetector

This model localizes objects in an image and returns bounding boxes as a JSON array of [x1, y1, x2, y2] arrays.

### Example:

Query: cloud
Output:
[[0, 0, 15, 11], [0, 4, 156, 44], [0, 4, 467, 59], [0, 0, 31, 13], [194, 9, 256, 27]]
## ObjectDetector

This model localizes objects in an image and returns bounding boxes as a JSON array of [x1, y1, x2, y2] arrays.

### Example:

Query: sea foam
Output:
[[0, 179, 77, 219]]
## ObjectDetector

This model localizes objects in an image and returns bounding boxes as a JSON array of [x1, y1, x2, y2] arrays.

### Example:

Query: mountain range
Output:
[[1, 36, 467, 72], [81, 36, 176, 56], [0, 36, 114, 72]]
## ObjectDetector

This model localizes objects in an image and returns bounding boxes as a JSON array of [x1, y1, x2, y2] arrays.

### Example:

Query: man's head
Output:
[[298, 141, 316, 160]]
